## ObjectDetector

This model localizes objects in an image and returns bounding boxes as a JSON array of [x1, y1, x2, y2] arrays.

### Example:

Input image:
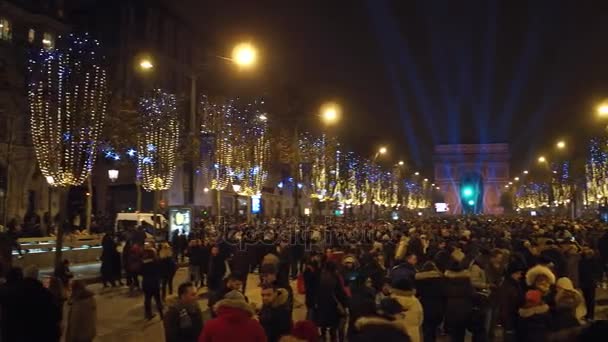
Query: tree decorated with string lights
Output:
[[28, 33, 109, 268], [137, 90, 181, 224]]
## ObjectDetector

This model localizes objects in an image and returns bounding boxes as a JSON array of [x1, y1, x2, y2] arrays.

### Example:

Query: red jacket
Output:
[[199, 298, 267, 342]]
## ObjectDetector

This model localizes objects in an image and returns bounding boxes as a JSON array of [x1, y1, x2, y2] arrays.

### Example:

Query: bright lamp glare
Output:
[[462, 187, 473, 197], [232, 43, 256, 67]]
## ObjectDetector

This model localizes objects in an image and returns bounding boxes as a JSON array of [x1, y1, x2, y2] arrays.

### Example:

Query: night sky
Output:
[[178, 0, 608, 174]]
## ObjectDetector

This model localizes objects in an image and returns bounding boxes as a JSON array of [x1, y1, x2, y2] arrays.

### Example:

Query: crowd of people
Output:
[[2, 215, 608, 342]]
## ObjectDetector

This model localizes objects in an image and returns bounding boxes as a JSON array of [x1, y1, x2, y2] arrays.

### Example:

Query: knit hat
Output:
[[391, 277, 414, 291], [525, 290, 542, 306], [291, 320, 319, 342], [556, 277, 575, 291], [224, 290, 246, 302], [343, 255, 357, 265], [506, 259, 527, 276]]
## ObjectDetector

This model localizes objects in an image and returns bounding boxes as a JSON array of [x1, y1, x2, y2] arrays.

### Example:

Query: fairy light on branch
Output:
[[137, 90, 180, 191], [28, 33, 108, 187]]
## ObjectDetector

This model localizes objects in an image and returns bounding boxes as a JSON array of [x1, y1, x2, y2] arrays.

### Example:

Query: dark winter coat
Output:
[[0, 278, 62, 342], [65, 288, 97, 342], [415, 269, 445, 326], [159, 256, 178, 279], [390, 262, 417, 285], [199, 298, 266, 342], [579, 253, 602, 290], [496, 276, 524, 332], [188, 246, 204, 266], [207, 255, 227, 292], [164, 301, 204, 342], [303, 264, 320, 308], [352, 316, 411, 342], [230, 249, 250, 276], [540, 248, 566, 278], [443, 270, 474, 330], [141, 259, 162, 292], [316, 270, 348, 327], [517, 304, 552, 342], [259, 288, 292, 342]]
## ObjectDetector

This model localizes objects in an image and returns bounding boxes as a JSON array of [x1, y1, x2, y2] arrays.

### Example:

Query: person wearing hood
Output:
[[554, 277, 586, 326], [259, 284, 293, 342], [415, 261, 445, 342], [65, 280, 97, 342], [352, 298, 411, 342], [164, 282, 203, 342], [390, 277, 423, 342], [199, 290, 266, 342], [517, 290, 551, 342], [525, 264, 556, 307]]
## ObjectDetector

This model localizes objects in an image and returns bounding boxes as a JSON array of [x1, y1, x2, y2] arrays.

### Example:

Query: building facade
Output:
[[0, 0, 67, 227]]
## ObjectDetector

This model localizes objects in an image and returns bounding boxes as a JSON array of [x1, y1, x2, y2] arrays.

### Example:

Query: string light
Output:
[[137, 90, 180, 191], [28, 33, 108, 187]]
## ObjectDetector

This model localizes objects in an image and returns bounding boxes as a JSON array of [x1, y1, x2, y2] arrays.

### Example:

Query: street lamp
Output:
[[320, 103, 341, 126], [597, 103, 608, 117], [231, 42, 257, 68], [523, 170, 529, 174], [139, 58, 154, 70], [258, 114, 268, 121], [108, 169, 119, 182], [514, 177, 520, 181], [398, 161, 404, 166], [556, 140, 566, 149], [378, 146, 387, 155], [414, 171, 420, 176], [538, 156, 547, 163], [232, 184, 241, 193]]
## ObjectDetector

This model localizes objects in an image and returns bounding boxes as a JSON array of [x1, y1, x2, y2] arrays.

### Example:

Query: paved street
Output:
[[81, 269, 306, 342]]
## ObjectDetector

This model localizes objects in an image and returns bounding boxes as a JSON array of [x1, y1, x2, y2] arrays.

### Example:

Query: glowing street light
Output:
[[139, 58, 154, 70], [231, 42, 257, 68], [538, 156, 547, 163], [597, 103, 608, 117], [398, 161, 405, 166], [556, 140, 566, 149], [320, 103, 341, 126], [414, 171, 420, 176], [424, 178, 428, 182], [523, 170, 529, 174], [378, 146, 387, 155], [108, 169, 119, 182], [514, 177, 520, 181], [258, 114, 268, 121]]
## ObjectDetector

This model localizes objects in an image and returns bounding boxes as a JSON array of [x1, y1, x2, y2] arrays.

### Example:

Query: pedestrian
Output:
[[188, 240, 203, 288], [0, 265, 62, 341], [555, 277, 586, 324], [101, 232, 117, 287], [517, 290, 551, 342], [315, 261, 348, 341], [54, 258, 74, 286], [496, 259, 526, 342], [302, 254, 321, 321], [443, 249, 474, 342], [141, 247, 164, 320], [207, 245, 227, 293], [159, 242, 178, 299], [207, 273, 245, 315], [48, 275, 68, 318], [199, 290, 266, 342], [579, 246, 602, 321], [259, 284, 293, 342], [415, 261, 445, 342], [65, 280, 97, 342], [164, 282, 203, 342], [391, 278, 423, 342], [525, 264, 556, 305]]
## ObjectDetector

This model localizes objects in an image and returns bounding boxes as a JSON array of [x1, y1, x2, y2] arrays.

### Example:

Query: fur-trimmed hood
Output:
[[214, 298, 255, 321], [555, 289, 582, 310], [354, 316, 407, 333], [525, 265, 556, 286], [518, 304, 550, 318], [268, 288, 290, 308], [415, 270, 442, 280], [444, 270, 471, 279]]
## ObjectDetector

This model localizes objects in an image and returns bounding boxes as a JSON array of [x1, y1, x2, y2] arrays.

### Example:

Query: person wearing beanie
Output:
[[496, 258, 526, 341], [199, 290, 266, 342], [443, 255, 474, 342], [390, 277, 423, 342], [517, 290, 551, 342]]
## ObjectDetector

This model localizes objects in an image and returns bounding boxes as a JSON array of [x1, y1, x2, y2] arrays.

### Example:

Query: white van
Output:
[[114, 213, 168, 236]]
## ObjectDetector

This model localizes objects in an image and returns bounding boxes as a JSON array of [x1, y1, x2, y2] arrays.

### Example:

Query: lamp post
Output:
[[137, 42, 258, 207], [232, 183, 241, 219], [108, 169, 119, 182], [46, 176, 54, 234]]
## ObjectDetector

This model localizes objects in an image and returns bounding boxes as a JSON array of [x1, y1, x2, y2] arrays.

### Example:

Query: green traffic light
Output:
[[462, 187, 474, 198]]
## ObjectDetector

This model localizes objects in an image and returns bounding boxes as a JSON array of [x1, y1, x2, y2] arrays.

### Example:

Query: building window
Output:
[[28, 28, 35, 43], [42, 32, 54, 49], [0, 18, 11, 41]]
